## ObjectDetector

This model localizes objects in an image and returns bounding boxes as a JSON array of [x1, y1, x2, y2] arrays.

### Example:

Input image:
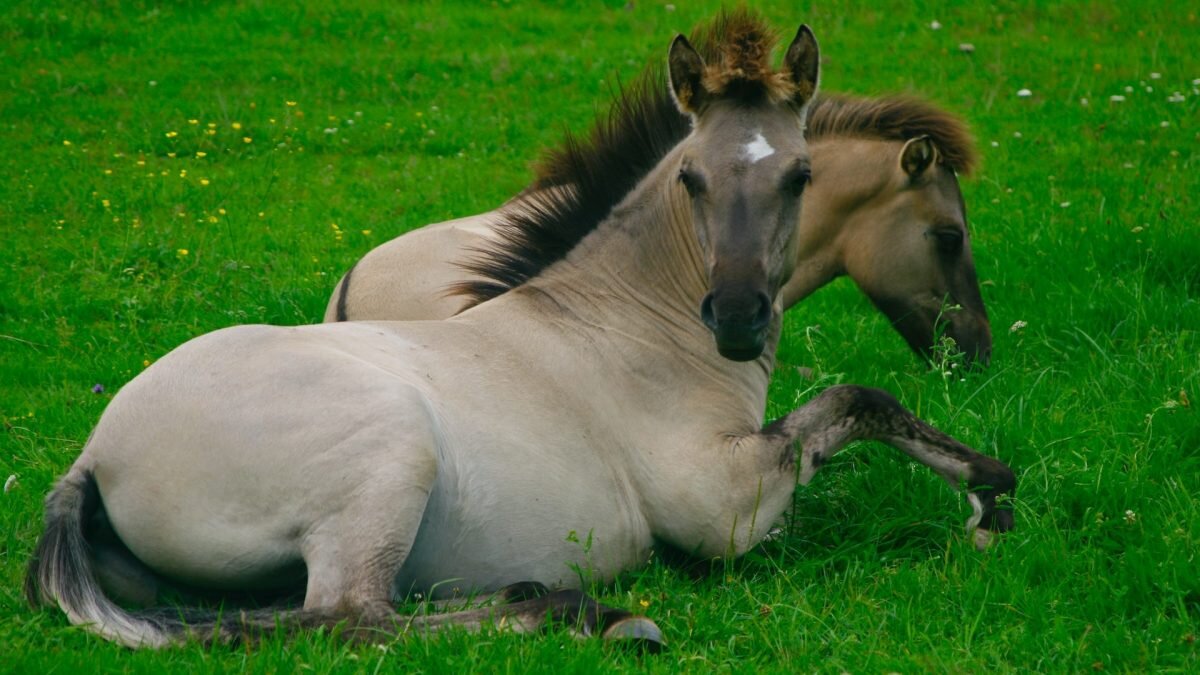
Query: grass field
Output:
[[2, 1, 1197, 672]]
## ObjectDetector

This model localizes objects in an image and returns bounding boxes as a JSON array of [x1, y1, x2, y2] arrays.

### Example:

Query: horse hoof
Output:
[[973, 527, 995, 551], [602, 616, 664, 652]]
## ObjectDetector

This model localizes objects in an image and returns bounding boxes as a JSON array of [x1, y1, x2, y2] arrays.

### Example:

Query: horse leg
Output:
[[165, 454, 660, 648], [87, 508, 162, 608], [414, 580, 552, 613], [404, 589, 663, 650], [763, 384, 1015, 549]]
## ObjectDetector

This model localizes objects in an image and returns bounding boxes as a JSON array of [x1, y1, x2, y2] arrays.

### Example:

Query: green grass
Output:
[[2, 1, 1197, 671]]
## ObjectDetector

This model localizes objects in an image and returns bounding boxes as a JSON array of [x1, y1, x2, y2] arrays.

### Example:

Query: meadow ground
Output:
[[1, 1, 1197, 672]]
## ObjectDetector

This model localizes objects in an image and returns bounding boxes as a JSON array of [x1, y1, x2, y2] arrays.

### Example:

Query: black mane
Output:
[[452, 68, 690, 304]]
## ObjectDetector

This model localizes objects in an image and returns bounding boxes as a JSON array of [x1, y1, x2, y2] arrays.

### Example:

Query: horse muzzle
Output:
[[946, 315, 992, 368], [700, 290, 772, 361]]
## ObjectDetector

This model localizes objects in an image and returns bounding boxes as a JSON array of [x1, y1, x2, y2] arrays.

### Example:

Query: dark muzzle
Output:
[[700, 290, 772, 361]]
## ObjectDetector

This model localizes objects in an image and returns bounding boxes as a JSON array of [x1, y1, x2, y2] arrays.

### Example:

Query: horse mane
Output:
[[806, 94, 977, 175], [454, 11, 976, 307]]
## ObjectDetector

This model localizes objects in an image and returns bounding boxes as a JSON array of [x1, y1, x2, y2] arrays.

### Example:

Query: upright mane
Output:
[[454, 12, 975, 306], [806, 95, 977, 174]]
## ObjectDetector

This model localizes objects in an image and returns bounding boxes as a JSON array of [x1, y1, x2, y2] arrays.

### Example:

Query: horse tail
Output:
[[25, 468, 177, 648], [332, 260, 359, 322]]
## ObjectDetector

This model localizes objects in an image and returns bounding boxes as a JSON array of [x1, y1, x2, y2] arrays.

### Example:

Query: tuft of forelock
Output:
[[807, 94, 978, 174], [696, 8, 799, 105]]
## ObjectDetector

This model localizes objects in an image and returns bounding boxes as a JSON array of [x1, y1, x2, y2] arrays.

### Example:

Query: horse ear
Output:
[[669, 34, 708, 115], [900, 136, 939, 177], [782, 25, 819, 106]]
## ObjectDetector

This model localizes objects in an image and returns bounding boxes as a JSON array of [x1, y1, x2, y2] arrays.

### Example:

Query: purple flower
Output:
[[91, 383, 105, 394]]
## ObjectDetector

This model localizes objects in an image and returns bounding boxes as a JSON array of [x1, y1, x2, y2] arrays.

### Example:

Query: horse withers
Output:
[[28, 13, 1013, 650], [327, 92, 991, 365]]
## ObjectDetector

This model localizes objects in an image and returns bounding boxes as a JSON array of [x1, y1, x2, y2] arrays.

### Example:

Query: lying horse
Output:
[[325, 84, 990, 366], [27, 13, 1014, 649]]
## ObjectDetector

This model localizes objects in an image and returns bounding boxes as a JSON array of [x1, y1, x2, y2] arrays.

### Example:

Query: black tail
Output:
[[25, 469, 179, 647]]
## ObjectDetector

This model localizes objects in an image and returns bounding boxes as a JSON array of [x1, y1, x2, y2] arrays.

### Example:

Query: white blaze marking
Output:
[[743, 132, 775, 163]]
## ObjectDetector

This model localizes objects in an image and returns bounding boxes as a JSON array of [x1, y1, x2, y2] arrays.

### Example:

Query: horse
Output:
[[27, 12, 1014, 650], [324, 77, 990, 367]]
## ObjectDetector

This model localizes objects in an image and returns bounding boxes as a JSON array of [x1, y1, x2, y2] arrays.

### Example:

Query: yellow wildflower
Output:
[[243, 137, 253, 143], [188, 119, 199, 125], [199, 178, 210, 186], [232, 122, 242, 130], [177, 249, 189, 257], [165, 131, 178, 138], [63, 140, 72, 146], [196, 151, 207, 158]]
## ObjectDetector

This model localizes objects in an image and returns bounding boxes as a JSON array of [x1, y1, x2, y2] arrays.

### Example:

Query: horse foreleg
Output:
[[764, 384, 1015, 549]]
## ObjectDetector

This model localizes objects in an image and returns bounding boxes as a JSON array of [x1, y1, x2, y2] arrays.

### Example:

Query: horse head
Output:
[[837, 136, 991, 366], [668, 24, 820, 361]]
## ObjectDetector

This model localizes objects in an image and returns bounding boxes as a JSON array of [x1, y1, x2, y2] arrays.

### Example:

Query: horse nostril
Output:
[[751, 292, 771, 331], [699, 293, 718, 331]]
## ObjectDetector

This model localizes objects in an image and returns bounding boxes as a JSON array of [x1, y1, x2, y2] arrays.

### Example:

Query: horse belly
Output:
[[398, 430, 654, 597]]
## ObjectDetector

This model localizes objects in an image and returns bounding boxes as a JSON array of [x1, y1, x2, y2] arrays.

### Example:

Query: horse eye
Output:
[[929, 228, 964, 253], [678, 169, 703, 197], [785, 169, 811, 196]]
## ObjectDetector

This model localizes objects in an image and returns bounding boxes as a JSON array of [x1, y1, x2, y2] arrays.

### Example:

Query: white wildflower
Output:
[[991, 141, 1000, 147], [1016, 88, 1032, 97], [1160, 121, 1170, 128], [1080, 97, 1089, 106], [1124, 85, 1134, 93], [1150, 72, 1161, 79], [1009, 320, 1027, 333], [930, 20, 942, 30], [1168, 92, 1185, 103], [958, 43, 975, 53], [323, 127, 338, 134], [1060, 201, 1071, 208], [1013, 131, 1023, 138], [1124, 509, 1137, 524], [1110, 95, 1126, 102]]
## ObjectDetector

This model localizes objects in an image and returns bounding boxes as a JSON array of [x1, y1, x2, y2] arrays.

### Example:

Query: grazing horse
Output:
[[27, 13, 1014, 650], [325, 73, 990, 366]]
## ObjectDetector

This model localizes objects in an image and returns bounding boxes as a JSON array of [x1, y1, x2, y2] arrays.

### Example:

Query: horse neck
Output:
[[509, 147, 777, 424], [782, 136, 896, 306]]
